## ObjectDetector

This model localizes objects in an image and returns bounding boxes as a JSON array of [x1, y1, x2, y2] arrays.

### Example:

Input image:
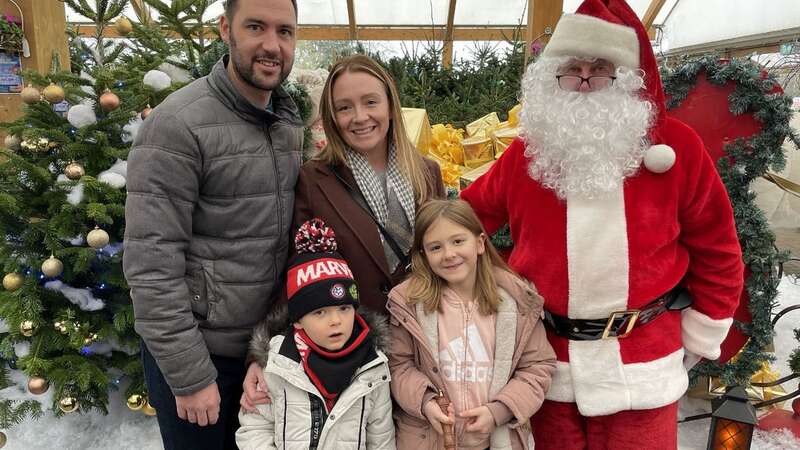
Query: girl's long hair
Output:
[[315, 54, 434, 206], [407, 199, 512, 315]]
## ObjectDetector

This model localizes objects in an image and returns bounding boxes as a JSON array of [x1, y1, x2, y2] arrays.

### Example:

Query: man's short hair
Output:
[[225, 0, 298, 20]]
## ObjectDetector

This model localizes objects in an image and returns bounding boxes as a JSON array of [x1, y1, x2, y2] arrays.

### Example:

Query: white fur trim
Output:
[[681, 308, 734, 360], [566, 187, 629, 318], [644, 144, 676, 173], [545, 361, 575, 402], [543, 14, 639, 70], [548, 349, 688, 416]]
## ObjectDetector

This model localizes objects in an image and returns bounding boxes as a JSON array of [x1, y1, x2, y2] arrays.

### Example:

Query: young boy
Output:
[[236, 220, 395, 450]]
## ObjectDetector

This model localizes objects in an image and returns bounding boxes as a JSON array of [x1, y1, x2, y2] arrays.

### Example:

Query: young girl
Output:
[[388, 199, 556, 450]]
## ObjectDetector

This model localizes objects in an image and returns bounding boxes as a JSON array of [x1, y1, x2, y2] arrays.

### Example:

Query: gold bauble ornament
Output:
[[87, 226, 110, 249], [41, 255, 64, 278], [0, 430, 6, 448], [4, 134, 20, 151], [99, 89, 120, 112], [58, 396, 79, 413], [83, 333, 98, 346], [141, 105, 153, 120], [20, 320, 35, 337], [43, 83, 66, 104], [64, 162, 85, 180], [141, 400, 156, 416], [27, 376, 49, 395], [20, 85, 41, 104], [115, 16, 134, 36], [2, 273, 23, 291], [127, 394, 145, 410]]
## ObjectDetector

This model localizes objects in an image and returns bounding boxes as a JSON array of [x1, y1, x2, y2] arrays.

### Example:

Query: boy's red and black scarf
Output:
[[283, 313, 375, 412]]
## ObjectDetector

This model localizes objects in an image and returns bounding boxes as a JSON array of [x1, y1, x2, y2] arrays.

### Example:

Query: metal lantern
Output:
[[706, 386, 758, 450]]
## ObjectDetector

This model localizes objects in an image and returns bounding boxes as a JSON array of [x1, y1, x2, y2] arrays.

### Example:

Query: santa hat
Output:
[[543, 0, 675, 173], [286, 219, 359, 322]]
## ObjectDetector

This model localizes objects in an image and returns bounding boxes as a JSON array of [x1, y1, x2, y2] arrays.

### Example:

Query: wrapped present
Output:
[[430, 124, 465, 166], [466, 112, 500, 138], [461, 135, 494, 169], [687, 356, 787, 411], [507, 104, 522, 128], [491, 126, 520, 159], [459, 160, 495, 191], [403, 107, 433, 155]]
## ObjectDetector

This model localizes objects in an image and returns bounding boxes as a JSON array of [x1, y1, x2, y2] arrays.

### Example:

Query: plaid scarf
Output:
[[344, 145, 416, 228]]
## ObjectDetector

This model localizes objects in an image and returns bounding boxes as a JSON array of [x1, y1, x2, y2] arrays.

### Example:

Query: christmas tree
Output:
[[0, 0, 313, 429], [0, 0, 205, 426]]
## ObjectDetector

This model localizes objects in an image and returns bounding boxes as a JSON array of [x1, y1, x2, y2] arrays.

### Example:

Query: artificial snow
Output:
[[4, 277, 800, 450]]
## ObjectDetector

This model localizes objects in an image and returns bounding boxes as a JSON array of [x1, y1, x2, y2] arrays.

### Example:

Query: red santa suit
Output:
[[461, 0, 743, 432]]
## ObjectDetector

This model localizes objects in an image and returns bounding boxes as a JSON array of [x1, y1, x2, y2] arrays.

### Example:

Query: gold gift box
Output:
[[466, 112, 500, 138], [459, 160, 495, 191], [461, 135, 494, 169], [491, 127, 519, 159], [402, 107, 432, 155], [687, 361, 787, 411]]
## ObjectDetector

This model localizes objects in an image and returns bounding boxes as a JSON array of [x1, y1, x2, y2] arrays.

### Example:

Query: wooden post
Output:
[[0, 0, 70, 125], [642, 0, 667, 37], [346, 0, 357, 40], [442, 0, 457, 69], [525, 0, 563, 65]]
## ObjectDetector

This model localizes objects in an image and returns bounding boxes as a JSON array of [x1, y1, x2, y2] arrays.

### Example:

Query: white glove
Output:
[[683, 351, 703, 371]]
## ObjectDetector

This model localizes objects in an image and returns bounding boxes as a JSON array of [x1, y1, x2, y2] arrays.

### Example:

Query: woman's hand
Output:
[[240, 362, 270, 413], [460, 405, 495, 434], [422, 399, 454, 434]]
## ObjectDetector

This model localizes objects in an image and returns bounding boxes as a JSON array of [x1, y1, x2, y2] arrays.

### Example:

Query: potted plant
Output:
[[0, 14, 24, 52]]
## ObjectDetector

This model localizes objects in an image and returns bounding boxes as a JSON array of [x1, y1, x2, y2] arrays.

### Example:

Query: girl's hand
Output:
[[423, 399, 454, 434], [460, 405, 495, 434]]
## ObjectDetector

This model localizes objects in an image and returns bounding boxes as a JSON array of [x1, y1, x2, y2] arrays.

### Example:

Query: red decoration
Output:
[[755, 397, 800, 439], [666, 69, 784, 363]]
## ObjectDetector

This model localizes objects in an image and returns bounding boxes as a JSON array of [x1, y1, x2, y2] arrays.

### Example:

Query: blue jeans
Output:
[[141, 343, 246, 450]]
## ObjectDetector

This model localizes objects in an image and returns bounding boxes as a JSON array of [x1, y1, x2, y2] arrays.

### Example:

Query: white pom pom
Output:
[[67, 104, 97, 128], [643, 144, 676, 174], [122, 116, 143, 144], [0, 318, 9, 333], [144, 69, 172, 91], [14, 341, 30, 358], [158, 60, 192, 84], [98, 172, 126, 188]]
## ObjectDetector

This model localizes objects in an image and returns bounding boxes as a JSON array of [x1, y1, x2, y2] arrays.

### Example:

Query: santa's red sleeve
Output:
[[461, 138, 523, 235], [669, 118, 744, 360]]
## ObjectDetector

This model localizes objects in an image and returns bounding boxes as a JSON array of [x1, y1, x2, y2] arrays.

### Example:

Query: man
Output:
[[461, 0, 743, 448], [123, 0, 301, 448]]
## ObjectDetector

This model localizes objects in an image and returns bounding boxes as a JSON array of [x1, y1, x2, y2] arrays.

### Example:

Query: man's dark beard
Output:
[[228, 32, 290, 92]]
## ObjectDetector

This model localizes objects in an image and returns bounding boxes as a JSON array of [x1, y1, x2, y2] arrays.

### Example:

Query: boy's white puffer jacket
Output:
[[236, 333, 396, 450]]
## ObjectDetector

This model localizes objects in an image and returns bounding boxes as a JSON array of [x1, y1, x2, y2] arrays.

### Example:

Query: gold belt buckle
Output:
[[601, 310, 640, 339]]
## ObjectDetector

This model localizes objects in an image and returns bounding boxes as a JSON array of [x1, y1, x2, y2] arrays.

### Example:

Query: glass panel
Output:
[[300, 0, 348, 25], [710, 418, 753, 450], [453, 0, 527, 25], [355, 0, 449, 25]]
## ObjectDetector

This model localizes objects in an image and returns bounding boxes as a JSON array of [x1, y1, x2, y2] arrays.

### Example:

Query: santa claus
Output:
[[461, 0, 744, 448]]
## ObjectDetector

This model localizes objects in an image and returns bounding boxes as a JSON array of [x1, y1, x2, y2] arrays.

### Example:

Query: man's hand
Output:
[[423, 399, 454, 435], [461, 405, 496, 434], [240, 361, 270, 413], [175, 382, 220, 426]]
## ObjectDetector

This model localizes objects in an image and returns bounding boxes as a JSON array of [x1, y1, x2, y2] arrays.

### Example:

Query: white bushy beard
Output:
[[520, 56, 654, 200]]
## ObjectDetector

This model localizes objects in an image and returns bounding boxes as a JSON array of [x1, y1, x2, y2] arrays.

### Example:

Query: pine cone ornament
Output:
[[294, 218, 337, 254]]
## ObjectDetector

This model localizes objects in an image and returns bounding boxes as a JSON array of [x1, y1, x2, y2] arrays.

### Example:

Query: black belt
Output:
[[543, 287, 693, 341]]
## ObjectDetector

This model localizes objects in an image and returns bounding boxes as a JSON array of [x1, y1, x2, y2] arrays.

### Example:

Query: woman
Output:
[[241, 54, 445, 412]]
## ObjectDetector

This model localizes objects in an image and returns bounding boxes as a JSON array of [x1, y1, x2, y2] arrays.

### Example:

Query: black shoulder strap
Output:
[[329, 165, 410, 269]]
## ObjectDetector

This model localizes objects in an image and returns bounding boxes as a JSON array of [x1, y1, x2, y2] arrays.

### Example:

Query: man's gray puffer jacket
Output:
[[123, 55, 303, 395]]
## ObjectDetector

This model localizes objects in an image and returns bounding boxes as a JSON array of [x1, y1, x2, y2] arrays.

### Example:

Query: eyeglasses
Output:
[[555, 75, 616, 92]]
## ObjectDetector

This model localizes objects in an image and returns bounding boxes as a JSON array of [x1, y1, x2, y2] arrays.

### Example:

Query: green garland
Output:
[[662, 55, 800, 385]]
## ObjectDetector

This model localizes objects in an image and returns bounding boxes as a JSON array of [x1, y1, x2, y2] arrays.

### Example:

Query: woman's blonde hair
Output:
[[407, 199, 512, 315], [315, 54, 434, 206]]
